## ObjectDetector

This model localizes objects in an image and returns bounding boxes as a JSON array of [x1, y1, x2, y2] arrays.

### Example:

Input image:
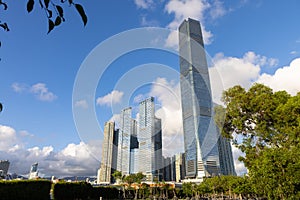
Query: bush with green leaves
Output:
[[0, 180, 51, 200]]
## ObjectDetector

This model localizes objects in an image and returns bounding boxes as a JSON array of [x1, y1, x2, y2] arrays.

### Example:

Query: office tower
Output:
[[175, 153, 186, 182], [218, 136, 236, 175], [117, 107, 133, 175], [0, 160, 10, 178], [29, 162, 38, 179], [130, 119, 139, 174], [137, 97, 163, 181], [98, 121, 119, 183], [179, 18, 235, 178]]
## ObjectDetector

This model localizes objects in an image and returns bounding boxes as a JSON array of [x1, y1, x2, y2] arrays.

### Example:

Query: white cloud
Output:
[[0, 124, 100, 177], [133, 94, 145, 103], [243, 51, 278, 67], [164, 0, 230, 48], [290, 51, 298, 55], [232, 145, 247, 176], [134, 0, 154, 9], [11, 83, 28, 93], [149, 77, 184, 156], [30, 83, 57, 102], [12, 82, 57, 102], [209, 0, 226, 19], [210, 52, 261, 104], [0, 125, 19, 151], [75, 100, 88, 109], [96, 90, 124, 106], [257, 58, 300, 95]]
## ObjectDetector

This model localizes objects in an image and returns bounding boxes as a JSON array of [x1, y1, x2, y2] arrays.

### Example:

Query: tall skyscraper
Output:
[[98, 121, 118, 183], [175, 153, 186, 182], [179, 18, 235, 178], [29, 162, 39, 180], [117, 107, 133, 175], [0, 160, 10, 178], [137, 97, 163, 181]]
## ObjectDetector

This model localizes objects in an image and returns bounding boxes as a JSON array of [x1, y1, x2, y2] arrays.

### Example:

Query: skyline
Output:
[[1, 0, 300, 177]]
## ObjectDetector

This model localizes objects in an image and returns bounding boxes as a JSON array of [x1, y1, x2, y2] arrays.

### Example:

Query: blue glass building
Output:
[[179, 18, 235, 178]]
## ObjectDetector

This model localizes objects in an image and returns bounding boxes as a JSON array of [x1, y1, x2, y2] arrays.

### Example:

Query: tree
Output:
[[123, 172, 146, 200], [1, 0, 87, 45], [216, 83, 300, 199]]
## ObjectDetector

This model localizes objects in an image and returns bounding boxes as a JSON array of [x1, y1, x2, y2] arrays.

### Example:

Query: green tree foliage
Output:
[[216, 83, 300, 199]]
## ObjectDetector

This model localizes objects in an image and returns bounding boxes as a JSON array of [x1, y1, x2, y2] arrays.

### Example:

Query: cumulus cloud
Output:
[[30, 83, 57, 102], [75, 100, 88, 109], [11, 82, 57, 102], [0, 125, 19, 151], [96, 90, 124, 106], [209, 0, 226, 19], [11, 83, 27, 93], [210, 53, 299, 104], [243, 51, 278, 67], [134, 0, 154, 9], [210, 52, 261, 104], [257, 58, 300, 95], [149, 77, 184, 156], [231, 145, 247, 176], [0, 124, 100, 177], [164, 0, 232, 49]]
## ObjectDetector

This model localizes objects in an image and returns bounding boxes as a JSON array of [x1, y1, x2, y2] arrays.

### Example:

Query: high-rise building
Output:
[[137, 97, 163, 181], [179, 18, 235, 178], [29, 162, 38, 180], [98, 121, 119, 183], [117, 107, 133, 175], [130, 119, 139, 174], [218, 136, 236, 176], [0, 160, 10, 178], [175, 153, 186, 182]]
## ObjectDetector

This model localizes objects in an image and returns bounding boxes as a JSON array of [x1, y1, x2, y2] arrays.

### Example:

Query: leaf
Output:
[[44, 0, 50, 8], [47, 19, 55, 34], [0, 23, 9, 31], [27, 0, 34, 13], [4, 23, 9, 31], [0, 103, 3, 112], [47, 9, 52, 18], [75, 4, 87, 26], [0, 2, 8, 10], [68, 0, 73, 5], [56, 5, 63, 17], [39, 0, 44, 8], [55, 16, 61, 26]]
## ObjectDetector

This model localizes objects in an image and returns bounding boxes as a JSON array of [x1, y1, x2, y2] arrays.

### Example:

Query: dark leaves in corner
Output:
[[0, 1, 8, 10], [44, 0, 50, 8], [56, 5, 64, 18], [75, 4, 87, 26], [0, 22, 9, 31], [47, 19, 55, 34], [55, 16, 61, 26], [27, 0, 34, 13]]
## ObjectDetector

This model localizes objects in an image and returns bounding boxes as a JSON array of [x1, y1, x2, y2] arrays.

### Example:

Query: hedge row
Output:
[[53, 182, 122, 200], [0, 180, 51, 200]]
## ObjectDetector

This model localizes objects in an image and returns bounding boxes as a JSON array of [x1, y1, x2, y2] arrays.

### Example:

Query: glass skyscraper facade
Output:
[[179, 18, 235, 178], [117, 107, 133, 175], [137, 97, 162, 181]]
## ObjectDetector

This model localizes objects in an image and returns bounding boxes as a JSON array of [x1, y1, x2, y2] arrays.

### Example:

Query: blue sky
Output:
[[0, 0, 300, 177]]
